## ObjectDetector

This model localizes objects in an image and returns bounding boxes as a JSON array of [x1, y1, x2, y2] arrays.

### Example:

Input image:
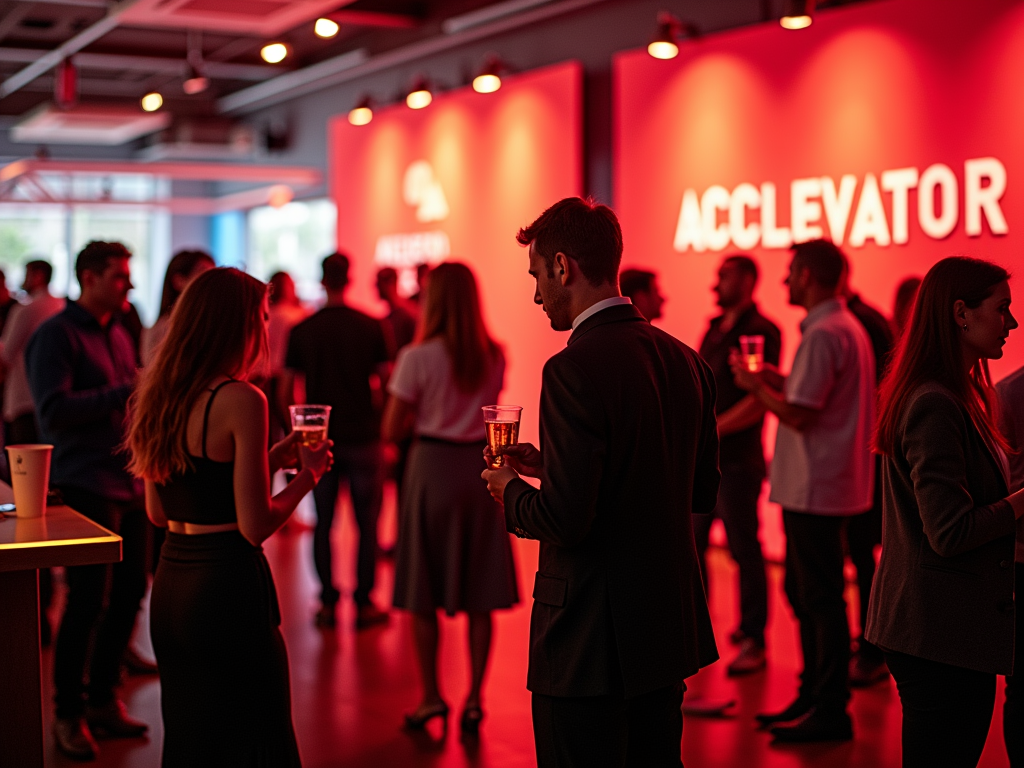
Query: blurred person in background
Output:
[[696, 255, 780, 677], [839, 259, 895, 688], [376, 267, 417, 355], [0, 259, 64, 645], [282, 253, 391, 630], [410, 262, 431, 306], [893, 276, 923, 338], [619, 268, 665, 323], [26, 242, 149, 760], [867, 257, 1022, 768], [383, 262, 517, 735], [732, 239, 875, 743], [141, 249, 215, 367], [266, 271, 308, 443], [129, 267, 330, 768], [0, 267, 17, 332], [995, 364, 1024, 768]]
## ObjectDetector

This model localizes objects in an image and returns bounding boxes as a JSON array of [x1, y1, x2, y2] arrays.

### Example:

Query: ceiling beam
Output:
[[0, 47, 283, 80], [0, 0, 144, 100], [6, 0, 108, 7], [0, 5, 33, 46], [327, 10, 419, 29], [0, 158, 322, 185]]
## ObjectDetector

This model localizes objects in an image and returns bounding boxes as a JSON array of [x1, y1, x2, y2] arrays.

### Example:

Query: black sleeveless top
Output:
[[156, 379, 238, 525]]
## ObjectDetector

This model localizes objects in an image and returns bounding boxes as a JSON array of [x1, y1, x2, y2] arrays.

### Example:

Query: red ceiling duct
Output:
[[54, 58, 77, 110]]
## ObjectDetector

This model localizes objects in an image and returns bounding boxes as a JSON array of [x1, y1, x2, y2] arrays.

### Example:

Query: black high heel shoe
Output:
[[403, 702, 449, 730], [460, 704, 484, 735]]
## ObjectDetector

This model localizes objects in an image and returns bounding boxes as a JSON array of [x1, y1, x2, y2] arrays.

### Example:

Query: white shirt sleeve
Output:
[[785, 328, 837, 410], [387, 345, 422, 405]]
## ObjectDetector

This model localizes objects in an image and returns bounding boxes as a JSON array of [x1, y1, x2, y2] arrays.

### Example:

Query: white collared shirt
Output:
[[571, 296, 632, 331]]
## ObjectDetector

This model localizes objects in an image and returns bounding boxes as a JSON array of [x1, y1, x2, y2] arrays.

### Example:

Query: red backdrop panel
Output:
[[331, 61, 583, 444], [615, 0, 1024, 561]]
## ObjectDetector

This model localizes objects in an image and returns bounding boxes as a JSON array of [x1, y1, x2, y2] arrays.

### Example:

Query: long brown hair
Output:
[[875, 256, 1010, 457], [415, 262, 500, 393], [127, 268, 269, 482], [158, 249, 215, 317]]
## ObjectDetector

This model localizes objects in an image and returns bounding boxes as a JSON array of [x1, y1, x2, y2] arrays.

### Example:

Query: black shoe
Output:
[[849, 652, 889, 687], [460, 704, 484, 735], [755, 698, 813, 728], [314, 602, 337, 629], [403, 701, 449, 730], [770, 709, 853, 743], [355, 604, 389, 630], [53, 717, 99, 761], [123, 647, 158, 675], [85, 700, 148, 738]]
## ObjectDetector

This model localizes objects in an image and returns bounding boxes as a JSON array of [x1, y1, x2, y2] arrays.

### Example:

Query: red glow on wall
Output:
[[331, 61, 583, 443]]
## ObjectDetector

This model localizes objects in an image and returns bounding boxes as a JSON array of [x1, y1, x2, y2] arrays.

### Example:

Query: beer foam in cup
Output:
[[6, 444, 53, 519]]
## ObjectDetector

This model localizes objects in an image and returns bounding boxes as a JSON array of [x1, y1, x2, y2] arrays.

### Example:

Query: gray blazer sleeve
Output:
[[902, 389, 1016, 558]]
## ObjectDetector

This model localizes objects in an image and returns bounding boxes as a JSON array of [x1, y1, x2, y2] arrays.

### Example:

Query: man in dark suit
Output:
[[481, 197, 720, 767]]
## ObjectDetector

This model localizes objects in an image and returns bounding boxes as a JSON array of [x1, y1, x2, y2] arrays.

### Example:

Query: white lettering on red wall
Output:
[[673, 157, 1008, 252]]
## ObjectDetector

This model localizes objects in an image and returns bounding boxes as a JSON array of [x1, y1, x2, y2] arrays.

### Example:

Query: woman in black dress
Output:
[[127, 267, 331, 767]]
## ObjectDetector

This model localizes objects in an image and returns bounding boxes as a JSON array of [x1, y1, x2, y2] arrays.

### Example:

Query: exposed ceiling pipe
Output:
[[0, 0, 145, 100], [442, 0, 557, 34], [218, 0, 611, 115], [0, 47, 282, 80]]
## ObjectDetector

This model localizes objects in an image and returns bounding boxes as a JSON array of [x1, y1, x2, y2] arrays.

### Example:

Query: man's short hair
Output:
[[376, 267, 397, 285], [790, 239, 845, 290], [25, 260, 53, 284], [516, 197, 622, 287], [723, 254, 759, 284], [322, 252, 350, 291], [619, 269, 656, 299], [75, 241, 131, 283]]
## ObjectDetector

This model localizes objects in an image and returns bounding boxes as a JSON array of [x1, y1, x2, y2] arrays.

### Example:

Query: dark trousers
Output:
[[54, 487, 148, 719], [782, 510, 851, 714], [692, 464, 767, 645], [532, 684, 684, 768], [1006, 563, 1024, 767], [844, 455, 884, 660], [312, 443, 383, 607], [884, 650, 995, 768]]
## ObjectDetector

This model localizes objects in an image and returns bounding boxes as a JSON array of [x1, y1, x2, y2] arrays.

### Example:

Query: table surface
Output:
[[0, 483, 122, 572]]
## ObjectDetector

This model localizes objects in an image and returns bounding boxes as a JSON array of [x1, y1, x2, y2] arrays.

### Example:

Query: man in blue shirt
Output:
[[27, 242, 148, 760]]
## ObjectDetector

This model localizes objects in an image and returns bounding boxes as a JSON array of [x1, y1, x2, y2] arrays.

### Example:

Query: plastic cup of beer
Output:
[[6, 444, 53, 518], [739, 335, 765, 373], [289, 405, 331, 449], [482, 405, 522, 469]]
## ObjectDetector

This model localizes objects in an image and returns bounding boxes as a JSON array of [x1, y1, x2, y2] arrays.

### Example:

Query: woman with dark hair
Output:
[[866, 256, 1024, 768], [140, 249, 215, 366], [383, 262, 517, 734], [127, 267, 331, 767]]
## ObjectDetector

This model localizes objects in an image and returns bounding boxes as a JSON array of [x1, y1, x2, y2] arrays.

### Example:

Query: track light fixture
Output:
[[183, 30, 209, 95], [647, 13, 698, 60], [780, 0, 815, 30], [261, 43, 288, 64], [141, 92, 163, 111], [472, 56, 505, 94], [348, 96, 373, 126], [315, 17, 340, 38], [406, 77, 433, 109]]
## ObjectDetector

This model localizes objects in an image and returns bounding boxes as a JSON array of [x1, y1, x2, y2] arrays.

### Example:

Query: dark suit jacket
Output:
[[503, 304, 720, 698], [865, 382, 1017, 675]]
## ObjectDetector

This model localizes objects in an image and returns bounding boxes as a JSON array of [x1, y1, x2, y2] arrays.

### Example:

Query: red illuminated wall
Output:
[[615, 0, 1024, 560], [331, 61, 582, 444]]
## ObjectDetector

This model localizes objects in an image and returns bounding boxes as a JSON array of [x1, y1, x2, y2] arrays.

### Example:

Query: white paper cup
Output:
[[6, 444, 52, 519]]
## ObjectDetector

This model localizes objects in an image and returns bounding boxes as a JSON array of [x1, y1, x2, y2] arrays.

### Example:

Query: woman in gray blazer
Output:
[[867, 256, 1024, 768]]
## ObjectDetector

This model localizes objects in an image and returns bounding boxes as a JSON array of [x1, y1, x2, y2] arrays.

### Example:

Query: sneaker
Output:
[[849, 652, 890, 687], [727, 638, 766, 676], [355, 604, 389, 630], [85, 700, 148, 738], [53, 717, 99, 760]]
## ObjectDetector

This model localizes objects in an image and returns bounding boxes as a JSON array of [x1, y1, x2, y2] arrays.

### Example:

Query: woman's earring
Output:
[[962, 323, 969, 331]]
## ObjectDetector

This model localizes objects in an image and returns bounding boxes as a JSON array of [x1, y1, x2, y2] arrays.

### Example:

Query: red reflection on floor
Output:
[[41, 496, 1012, 767]]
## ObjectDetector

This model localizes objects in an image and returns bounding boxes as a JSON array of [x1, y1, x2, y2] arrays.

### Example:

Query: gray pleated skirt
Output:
[[392, 437, 519, 616]]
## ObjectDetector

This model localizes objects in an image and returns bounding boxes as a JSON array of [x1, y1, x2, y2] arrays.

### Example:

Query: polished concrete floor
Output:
[[39, 494, 1013, 767]]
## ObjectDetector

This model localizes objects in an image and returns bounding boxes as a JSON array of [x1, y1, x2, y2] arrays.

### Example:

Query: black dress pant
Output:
[[532, 684, 684, 768], [844, 454, 884, 660], [53, 487, 148, 719], [693, 463, 768, 645], [1006, 562, 1024, 767], [782, 510, 851, 714], [884, 650, 996, 768]]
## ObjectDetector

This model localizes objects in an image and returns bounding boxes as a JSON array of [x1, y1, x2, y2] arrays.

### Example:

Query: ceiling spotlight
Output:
[[315, 17, 339, 38], [472, 56, 504, 94], [406, 78, 432, 109], [348, 96, 373, 126], [141, 92, 163, 112], [780, 0, 815, 29], [261, 43, 288, 64], [183, 68, 209, 95], [647, 13, 698, 60]]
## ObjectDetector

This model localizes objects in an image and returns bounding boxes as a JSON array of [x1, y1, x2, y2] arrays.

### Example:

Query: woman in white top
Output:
[[383, 262, 518, 735]]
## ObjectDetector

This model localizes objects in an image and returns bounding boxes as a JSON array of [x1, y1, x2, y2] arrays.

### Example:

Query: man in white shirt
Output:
[[732, 239, 875, 743], [1, 260, 64, 445]]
